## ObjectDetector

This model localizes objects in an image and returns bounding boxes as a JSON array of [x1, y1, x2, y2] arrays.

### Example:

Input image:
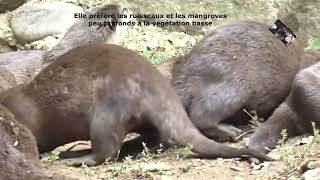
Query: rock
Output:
[[0, 104, 38, 159], [0, 39, 13, 53], [10, 2, 83, 42], [0, 13, 17, 47], [0, 50, 45, 92], [0, 0, 25, 13], [308, 161, 320, 169], [0, 104, 72, 180], [302, 168, 320, 180]]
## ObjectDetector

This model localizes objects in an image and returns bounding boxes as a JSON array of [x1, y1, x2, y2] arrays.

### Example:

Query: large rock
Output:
[[0, 0, 25, 13], [0, 50, 45, 92], [10, 2, 83, 42]]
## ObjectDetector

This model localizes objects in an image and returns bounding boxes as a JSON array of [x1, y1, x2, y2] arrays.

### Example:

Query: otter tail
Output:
[[151, 99, 273, 161], [176, 119, 272, 161]]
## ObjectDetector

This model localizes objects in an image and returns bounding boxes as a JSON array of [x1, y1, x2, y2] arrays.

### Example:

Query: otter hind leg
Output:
[[189, 82, 250, 141]]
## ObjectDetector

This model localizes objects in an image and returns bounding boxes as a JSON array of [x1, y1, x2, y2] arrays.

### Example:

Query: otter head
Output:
[[44, 4, 133, 64]]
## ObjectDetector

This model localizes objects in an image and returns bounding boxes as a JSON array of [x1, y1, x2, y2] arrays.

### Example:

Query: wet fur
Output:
[[171, 21, 304, 141], [1, 43, 271, 166]]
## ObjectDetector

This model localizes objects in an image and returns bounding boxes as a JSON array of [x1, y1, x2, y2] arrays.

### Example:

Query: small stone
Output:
[[251, 170, 261, 175], [301, 168, 320, 180], [234, 176, 245, 180], [294, 136, 314, 145], [308, 161, 320, 169], [230, 166, 243, 171], [287, 176, 298, 180], [252, 164, 262, 170]]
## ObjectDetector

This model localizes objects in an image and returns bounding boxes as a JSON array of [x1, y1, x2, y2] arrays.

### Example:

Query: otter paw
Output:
[[204, 124, 242, 142]]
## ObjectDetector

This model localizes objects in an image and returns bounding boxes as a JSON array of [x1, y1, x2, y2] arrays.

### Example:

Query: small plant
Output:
[[180, 163, 194, 173], [277, 122, 320, 177], [141, 142, 152, 159], [177, 143, 193, 159], [131, 165, 152, 178], [243, 109, 264, 128], [278, 129, 288, 147], [312, 121, 320, 143], [184, 143, 193, 153], [80, 163, 95, 178], [137, 142, 164, 160], [118, 155, 133, 174], [307, 38, 320, 49], [156, 143, 165, 154], [41, 150, 60, 163]]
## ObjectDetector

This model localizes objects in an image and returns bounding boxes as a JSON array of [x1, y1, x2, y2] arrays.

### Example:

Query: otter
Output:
[[171, 21, 304, 141], [0, 4, 130, 93], [289, 61, 320, 131], [0, 104, 71, 180], [44, 4, 131, 64], [0, 43, 271, 167], [248, 49, 320, 153]]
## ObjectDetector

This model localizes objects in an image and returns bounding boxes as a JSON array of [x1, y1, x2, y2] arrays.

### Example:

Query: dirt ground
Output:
[[39, 133, 320, 180]]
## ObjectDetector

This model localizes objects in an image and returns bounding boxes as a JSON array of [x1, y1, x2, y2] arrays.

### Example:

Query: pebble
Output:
[[302, 168, 320, 180]]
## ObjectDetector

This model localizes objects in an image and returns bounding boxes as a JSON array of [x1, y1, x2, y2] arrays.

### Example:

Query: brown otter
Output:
[[248, 49, 320, 153], [44, 4, 131, 64], [0, 4, 130, 93], [171, 21, 304, 141], [0, 43, 271, 167], [0, 104, 71, 180], [288, 61, 320, 131]]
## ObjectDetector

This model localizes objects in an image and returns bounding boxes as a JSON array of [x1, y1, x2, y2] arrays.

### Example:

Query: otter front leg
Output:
[[248, 102, 302, 154], [60, 107, 127, 167]]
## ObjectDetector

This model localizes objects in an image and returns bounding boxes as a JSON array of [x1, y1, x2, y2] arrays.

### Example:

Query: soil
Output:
[[39, 134, 320, 180]]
